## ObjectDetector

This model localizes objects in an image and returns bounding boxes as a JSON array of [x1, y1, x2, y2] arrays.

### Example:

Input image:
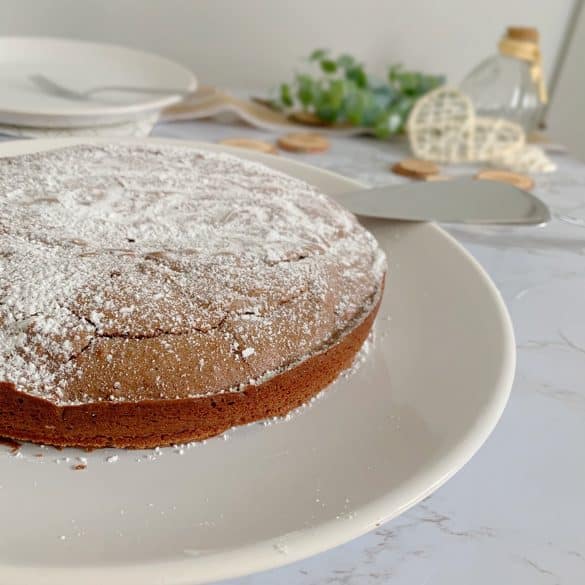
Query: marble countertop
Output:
[[152, 119, 585, 585], [3, 118, 584, 584]]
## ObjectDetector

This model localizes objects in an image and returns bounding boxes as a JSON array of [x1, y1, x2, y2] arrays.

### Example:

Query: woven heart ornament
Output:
[[407, 87, 525, 164], [491, 144, 556, 173]]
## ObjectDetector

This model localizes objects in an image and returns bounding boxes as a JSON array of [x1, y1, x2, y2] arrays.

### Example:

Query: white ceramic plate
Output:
[[0, 138, 515, 585], [0, 37, 196, 127]]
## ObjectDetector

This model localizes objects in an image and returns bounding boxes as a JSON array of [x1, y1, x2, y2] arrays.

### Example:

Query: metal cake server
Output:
[[336, 178, 550, 224]]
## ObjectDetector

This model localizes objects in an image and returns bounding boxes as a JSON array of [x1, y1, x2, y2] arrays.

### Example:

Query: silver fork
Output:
[[29, 74, 194, 101]]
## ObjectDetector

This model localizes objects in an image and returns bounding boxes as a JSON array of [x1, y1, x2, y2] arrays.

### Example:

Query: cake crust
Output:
[[0, 144, 386, 448], [0, 289, 381, 448]]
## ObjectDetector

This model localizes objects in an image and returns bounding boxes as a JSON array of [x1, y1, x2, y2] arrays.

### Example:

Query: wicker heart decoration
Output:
[[407, 87, 525, 164]]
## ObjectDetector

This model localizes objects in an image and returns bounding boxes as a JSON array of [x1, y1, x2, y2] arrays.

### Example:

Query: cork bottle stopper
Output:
[[506, 27, 539, 43]]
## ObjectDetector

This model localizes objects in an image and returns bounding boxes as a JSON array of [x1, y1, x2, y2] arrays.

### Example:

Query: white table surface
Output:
[[3, 118, 585, 584]]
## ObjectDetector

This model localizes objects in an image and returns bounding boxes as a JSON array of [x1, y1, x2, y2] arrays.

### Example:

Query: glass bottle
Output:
[[460, 27, 547, 134]]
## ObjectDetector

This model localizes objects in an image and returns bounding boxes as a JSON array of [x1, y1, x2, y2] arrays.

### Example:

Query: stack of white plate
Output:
[[0, 37, 196, 137]]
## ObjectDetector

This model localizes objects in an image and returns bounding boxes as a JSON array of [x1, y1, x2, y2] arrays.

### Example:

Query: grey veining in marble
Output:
[[155, 119, 585, 585], [3, 117, 584, 584]]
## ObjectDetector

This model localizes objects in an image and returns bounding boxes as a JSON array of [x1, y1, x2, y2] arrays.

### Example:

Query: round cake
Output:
[[0, 143, 386, 448]]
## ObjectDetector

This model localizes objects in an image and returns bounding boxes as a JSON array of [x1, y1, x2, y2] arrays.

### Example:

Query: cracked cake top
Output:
[[0, 143, 385, 405]]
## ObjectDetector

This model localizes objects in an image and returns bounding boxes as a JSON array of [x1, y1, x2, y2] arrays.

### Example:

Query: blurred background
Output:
[[0, 0, 583, 156]]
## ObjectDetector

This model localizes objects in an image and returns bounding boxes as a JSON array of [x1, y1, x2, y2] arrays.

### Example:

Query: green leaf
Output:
[[336, 54, 356, 70], [272, 49, 444, 135], [320, 59, 338, 73], [374, 111, 391, 138], [280, 83, 293, 107], [315, 103, 338, 123], [371, 84, 395, 110], [419, 74, 445, 93], [387, 111, 403, 133], [395, 96, 415, 115], [313, 79, 345, 122], [328, 79, 346, 105], [309, 48, 328, 61], [361, 99, 382, 127], [346, 66, 368, 88], [296, 74, 315, 107], [397, 71, 418, 94], [388, 65, 445, 98], [342, 90, 367, 125], [388, 64, 403, 83], [374, 111, 403, 138]]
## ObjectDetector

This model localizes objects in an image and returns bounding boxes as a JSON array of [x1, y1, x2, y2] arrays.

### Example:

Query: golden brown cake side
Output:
[[0, 287, 382, 448]]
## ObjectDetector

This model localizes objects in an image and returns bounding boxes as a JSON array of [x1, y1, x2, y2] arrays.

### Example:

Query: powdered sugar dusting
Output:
[[0, 143, 385, 405]]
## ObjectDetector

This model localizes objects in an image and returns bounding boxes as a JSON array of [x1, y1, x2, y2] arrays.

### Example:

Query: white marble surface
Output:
[[154, 119, 585, 585], [4, 118, 585, 584]]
